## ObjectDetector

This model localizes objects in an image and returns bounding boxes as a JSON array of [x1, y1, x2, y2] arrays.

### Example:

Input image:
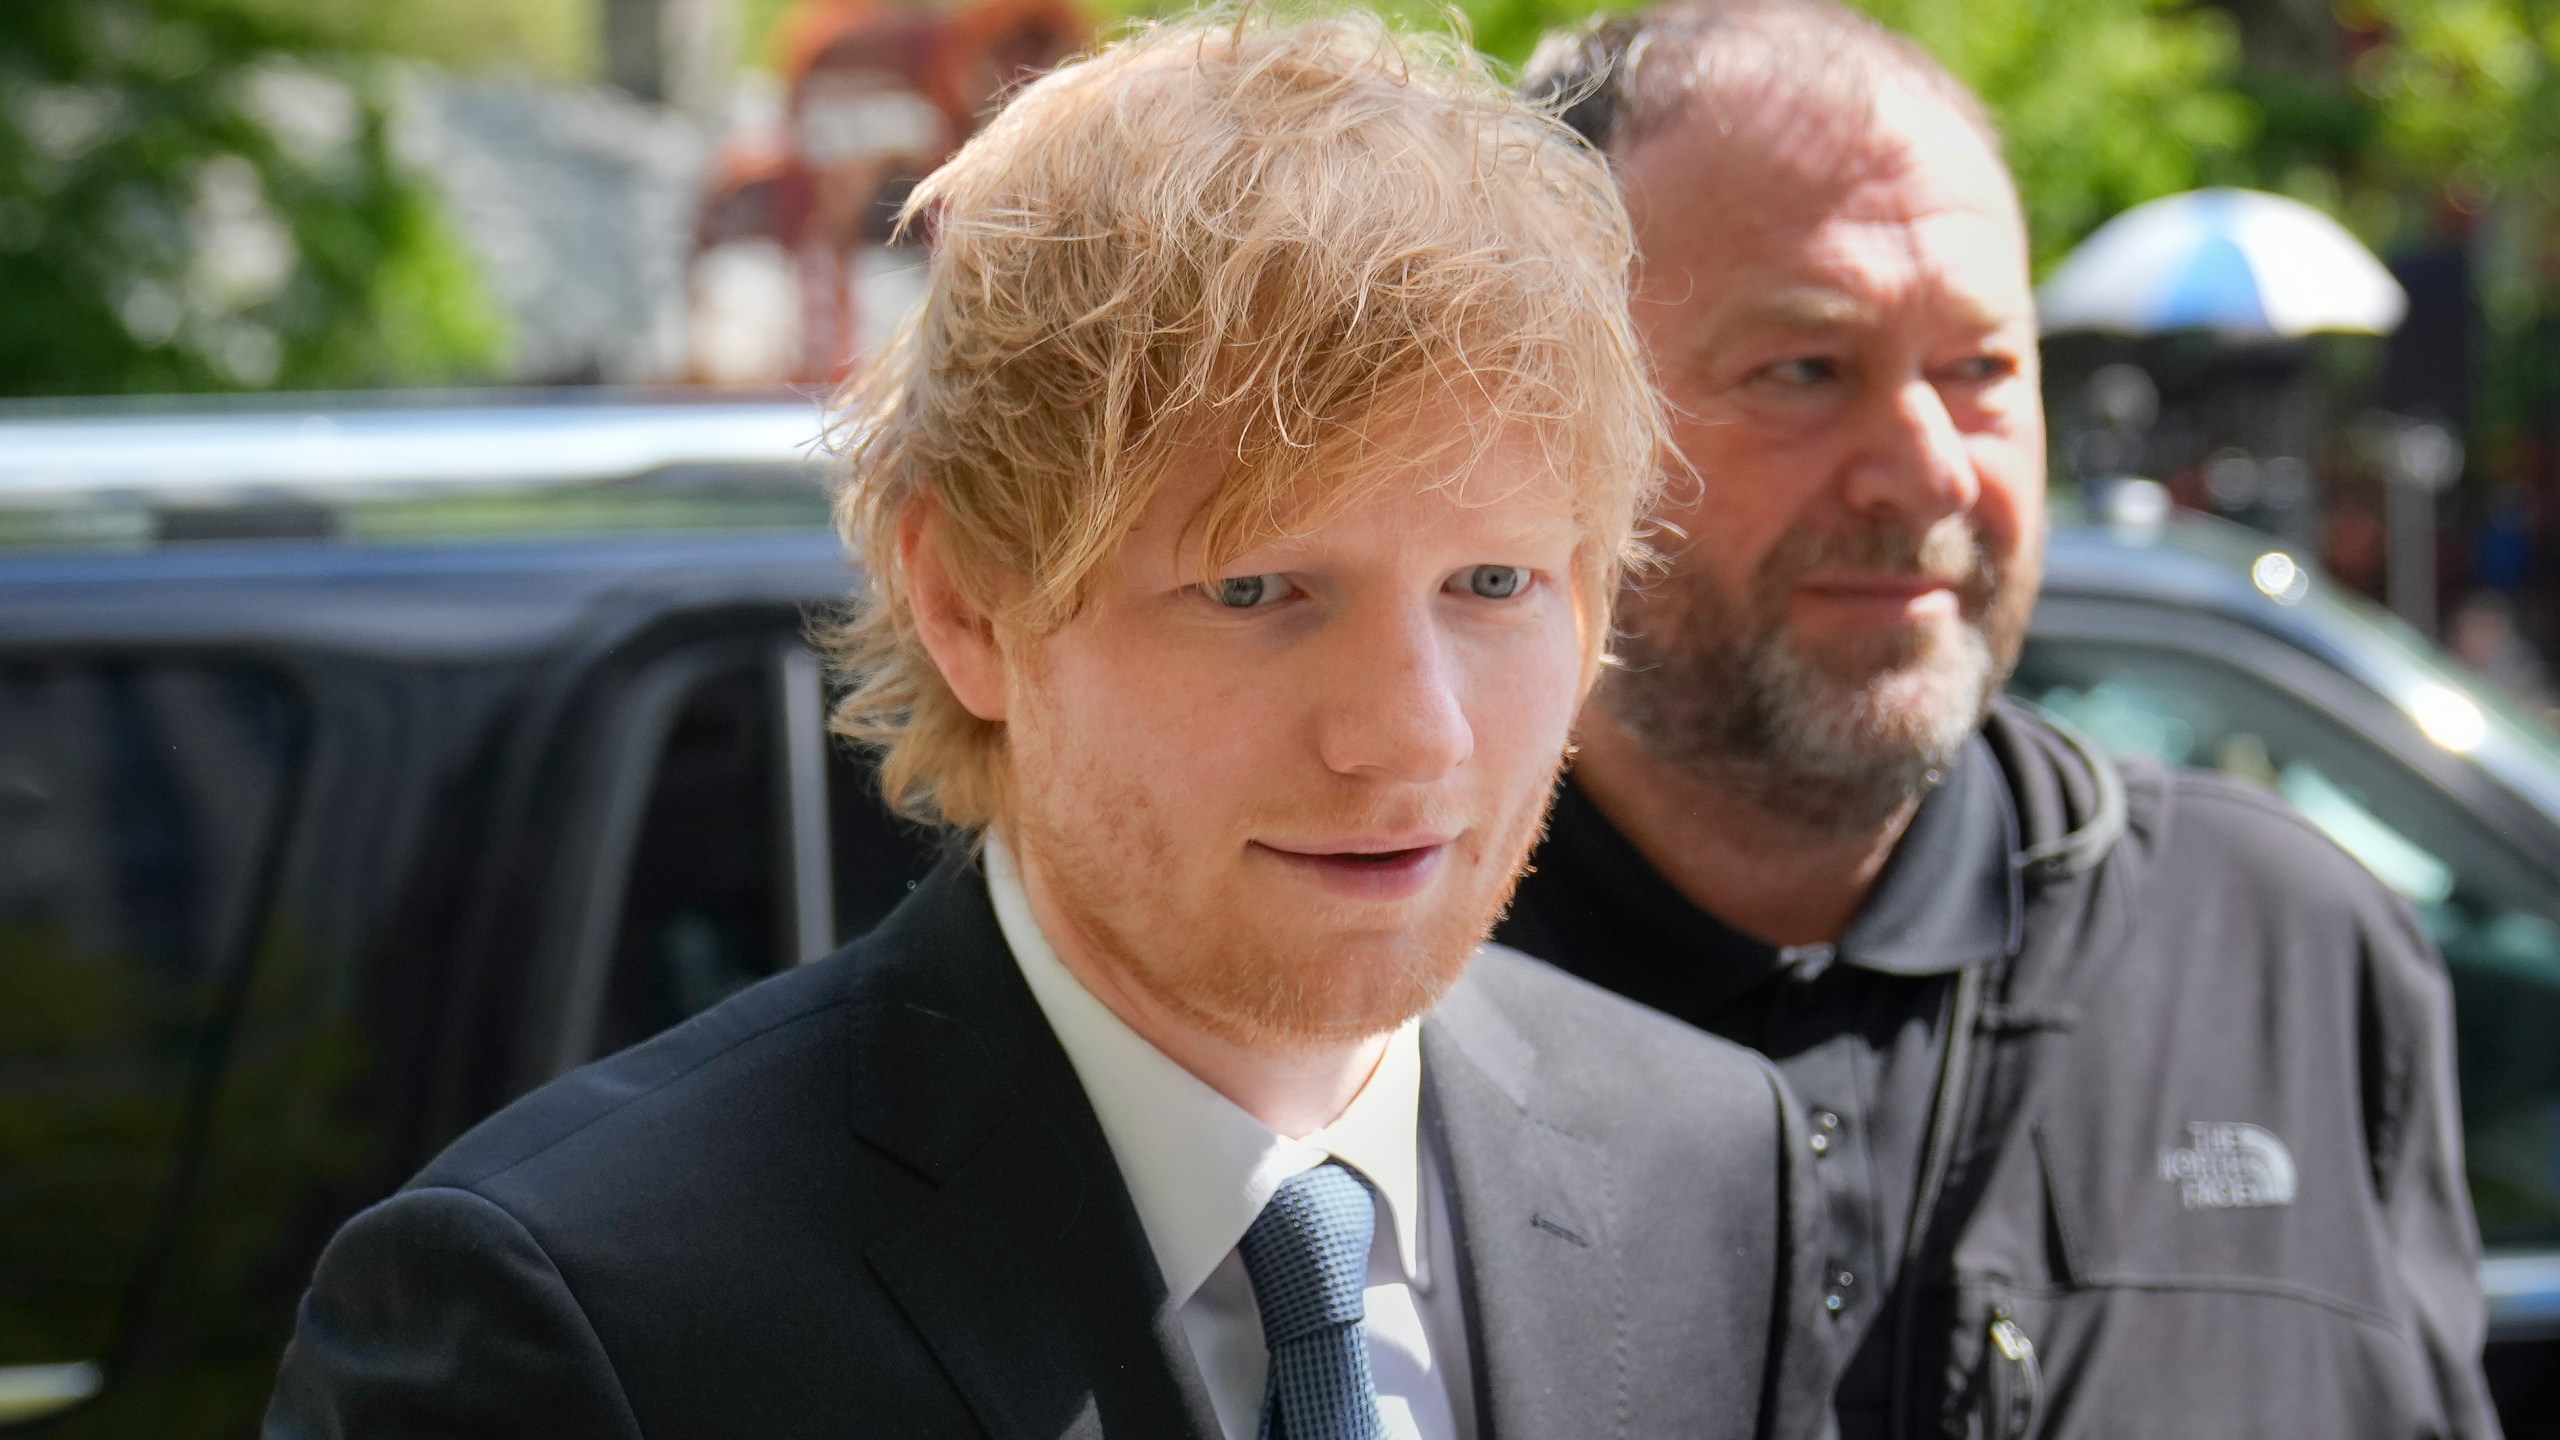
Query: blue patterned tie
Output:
[[1237, 1162, 1386, 1440]]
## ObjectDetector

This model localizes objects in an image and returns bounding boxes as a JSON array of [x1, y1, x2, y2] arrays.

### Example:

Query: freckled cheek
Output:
[[1455, 628, 1585, 782], [1058, 641, 1307, 810]]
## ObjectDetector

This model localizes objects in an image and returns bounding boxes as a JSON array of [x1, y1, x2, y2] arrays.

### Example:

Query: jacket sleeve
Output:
[[2365, 895, 2506, 1440], [263, 1184, 643, 1440]]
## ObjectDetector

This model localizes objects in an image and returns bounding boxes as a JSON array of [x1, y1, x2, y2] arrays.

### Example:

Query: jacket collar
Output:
[[841, 852, 1224, 1440], [1983, 696, 2130, 884], [1421, 962, 1619, 1437], [1534, 729, 2022, 996], [840, 855, 1624, 1440]]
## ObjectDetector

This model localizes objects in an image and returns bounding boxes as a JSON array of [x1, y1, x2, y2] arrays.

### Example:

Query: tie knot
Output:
[[1237, 1162, 1375, 1348]]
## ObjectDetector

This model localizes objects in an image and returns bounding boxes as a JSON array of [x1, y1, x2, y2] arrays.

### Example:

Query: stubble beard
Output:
[[1011, 755, 1564, 1056], [1601, 515, 2034, 836]]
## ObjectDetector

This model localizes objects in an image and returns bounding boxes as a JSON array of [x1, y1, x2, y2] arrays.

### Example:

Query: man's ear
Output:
[[902, 499, 1011, 723]]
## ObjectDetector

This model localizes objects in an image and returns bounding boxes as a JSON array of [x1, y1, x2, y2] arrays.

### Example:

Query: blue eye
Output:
[[1210, 574, 1289, 608], [1464, 565, 1528, 599]]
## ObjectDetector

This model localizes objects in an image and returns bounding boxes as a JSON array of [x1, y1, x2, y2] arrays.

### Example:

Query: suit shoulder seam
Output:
[[407, 1184, 648, 1439], [453, 995, 853, 1192]]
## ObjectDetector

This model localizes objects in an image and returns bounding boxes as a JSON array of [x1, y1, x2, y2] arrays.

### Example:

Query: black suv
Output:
[[1, 393, 2553, 1436]]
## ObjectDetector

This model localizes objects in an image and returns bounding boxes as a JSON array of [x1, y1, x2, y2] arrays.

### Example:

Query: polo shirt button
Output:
[[1824, 1270, 1856, 1313], [1809, 1110, 1841, 1155]]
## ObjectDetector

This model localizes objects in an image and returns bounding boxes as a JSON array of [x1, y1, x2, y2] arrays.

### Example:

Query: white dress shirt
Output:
[[984, 839, 1476, 1440]]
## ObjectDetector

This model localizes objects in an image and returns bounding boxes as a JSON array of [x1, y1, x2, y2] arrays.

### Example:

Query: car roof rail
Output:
[[0, 388, 834, 506]]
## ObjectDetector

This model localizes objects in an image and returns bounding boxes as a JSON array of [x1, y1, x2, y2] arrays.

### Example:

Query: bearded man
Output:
[[262, 14, 1828, 1440], [1499, 5, 2502, 1438]]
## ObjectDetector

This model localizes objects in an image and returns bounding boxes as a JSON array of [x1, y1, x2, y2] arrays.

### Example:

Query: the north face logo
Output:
[[2159, 1122, 2296, 1210]]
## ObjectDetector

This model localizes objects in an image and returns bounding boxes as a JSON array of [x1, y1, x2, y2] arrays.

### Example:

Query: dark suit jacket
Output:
[[266, 856, 1830, 1439]]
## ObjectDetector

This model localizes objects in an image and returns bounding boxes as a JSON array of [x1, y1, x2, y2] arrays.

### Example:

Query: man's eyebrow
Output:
[[1732, 286, 2026, 335], [1734, 287, 1876, 330]]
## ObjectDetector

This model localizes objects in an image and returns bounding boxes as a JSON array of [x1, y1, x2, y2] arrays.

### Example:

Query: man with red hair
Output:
[[267, 16, 1830, 1439]]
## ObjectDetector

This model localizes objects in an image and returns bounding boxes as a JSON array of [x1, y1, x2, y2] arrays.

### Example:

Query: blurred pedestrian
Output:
[[1503, 5, 2502, 1437], [2448, 591, 2554, 714], [263, 13, 1829, 1439]]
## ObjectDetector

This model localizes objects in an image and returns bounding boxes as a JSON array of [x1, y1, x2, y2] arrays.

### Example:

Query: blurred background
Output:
[[8, 0, 2560, 1436], [8, 0, 2560, 685]]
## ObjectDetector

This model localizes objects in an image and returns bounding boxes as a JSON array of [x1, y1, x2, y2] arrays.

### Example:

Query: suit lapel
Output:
[[1424, 972, 1623, 1440], [844, 858, 1222, 1440]]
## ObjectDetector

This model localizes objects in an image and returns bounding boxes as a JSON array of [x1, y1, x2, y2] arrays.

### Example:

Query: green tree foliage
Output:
[[2337, 0, 2560, 312], [2328, 0, 2560, 474], [2346, 0, 2557, 188], [1854, 0, 2254, 272], [0, 0, 504, 395], [1092, 0, 2260, 274], [1397, 0, 2560, 293], [232, 0, 597, 81]]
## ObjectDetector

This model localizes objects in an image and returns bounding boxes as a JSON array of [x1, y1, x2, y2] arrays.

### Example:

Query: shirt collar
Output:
[[983, 836, 1427, 1309], [1836, 730, 2024, 975], [1539, 728, 2021, 989]]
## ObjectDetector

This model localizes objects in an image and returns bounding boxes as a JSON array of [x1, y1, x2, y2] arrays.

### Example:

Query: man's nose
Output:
[[1841, 377, 1979, 525], [1315, 608, 1475, 783]]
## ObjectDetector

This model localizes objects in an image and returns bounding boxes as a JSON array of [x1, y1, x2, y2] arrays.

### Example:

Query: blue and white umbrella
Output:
[[2037, 188, 2407, 338]]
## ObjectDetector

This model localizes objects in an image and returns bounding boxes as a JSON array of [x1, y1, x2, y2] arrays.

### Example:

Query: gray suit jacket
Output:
[[266, 854, 1831, 1439]]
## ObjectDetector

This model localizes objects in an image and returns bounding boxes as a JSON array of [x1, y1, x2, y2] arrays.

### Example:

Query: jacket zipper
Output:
[[1985, 1308, 2042, 1439]]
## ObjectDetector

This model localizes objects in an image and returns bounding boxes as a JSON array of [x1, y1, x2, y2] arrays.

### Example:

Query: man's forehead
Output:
[[1620, 77, 2022, 261], [1737, 206, 2031, 312], [1622, 94, 2030, 329], [1130, 422, 1584, 573], [1258, 437, 1585, 547]]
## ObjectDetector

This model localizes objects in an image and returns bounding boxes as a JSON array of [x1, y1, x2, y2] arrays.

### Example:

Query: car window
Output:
[[576, 637, 938, 1065], [0, 661, 303, 1419], [592, 658, 788, 1058], [2012, 638, 2560, 1249], [826, 726, 948, 948]]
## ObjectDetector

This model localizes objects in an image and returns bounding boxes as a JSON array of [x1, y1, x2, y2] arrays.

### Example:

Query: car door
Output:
[[500, 608, 942, 1085], [0, 657, 307, 1430]]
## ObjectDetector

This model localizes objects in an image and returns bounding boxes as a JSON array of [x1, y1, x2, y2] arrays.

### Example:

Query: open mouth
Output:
[[1250, 840, 1449, 899]]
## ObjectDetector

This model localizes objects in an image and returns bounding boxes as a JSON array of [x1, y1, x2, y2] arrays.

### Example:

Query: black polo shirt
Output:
[[1495, 732, 2021, 1421]]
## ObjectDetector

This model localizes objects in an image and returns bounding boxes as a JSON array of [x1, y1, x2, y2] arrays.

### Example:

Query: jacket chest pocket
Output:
[[1936, 1122, 2434, 1439], [2029, 1116, 2393, 1318]]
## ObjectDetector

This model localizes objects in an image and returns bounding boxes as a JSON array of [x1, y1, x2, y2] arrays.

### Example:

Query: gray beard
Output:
[[1602, 621, 1993, 834], [1599, 525, 2023, 836]]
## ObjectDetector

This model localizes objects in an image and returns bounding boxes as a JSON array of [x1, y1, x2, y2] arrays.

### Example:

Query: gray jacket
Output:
[[1919, 703, 2500, 1439]]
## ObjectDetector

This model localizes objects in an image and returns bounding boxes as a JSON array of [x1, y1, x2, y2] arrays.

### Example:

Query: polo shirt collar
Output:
[[1838, 730, 2025, 975], [983, 836, 1427, 1310], [1541, 728, 2021, 988]]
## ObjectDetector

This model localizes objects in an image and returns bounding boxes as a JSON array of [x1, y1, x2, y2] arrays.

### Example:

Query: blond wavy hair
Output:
[[823, 7, 1666, 829]]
